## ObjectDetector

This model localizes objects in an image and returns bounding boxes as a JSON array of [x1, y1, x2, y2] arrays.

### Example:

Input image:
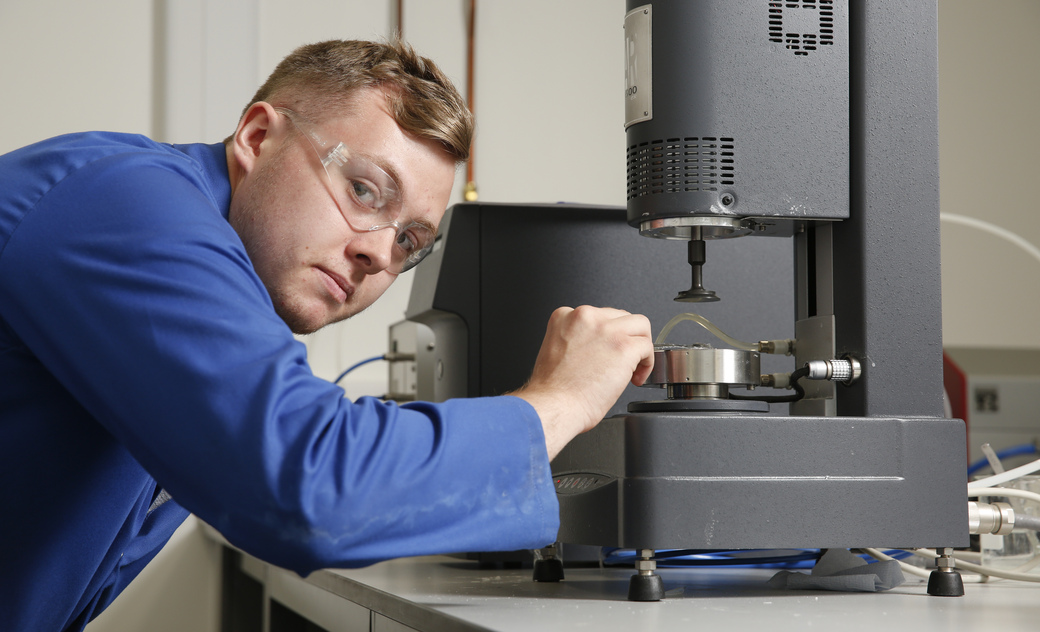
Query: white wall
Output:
[[938, 0, 1040, 348], [0, 0, 153, 147], [2, 1, 1038, 630]]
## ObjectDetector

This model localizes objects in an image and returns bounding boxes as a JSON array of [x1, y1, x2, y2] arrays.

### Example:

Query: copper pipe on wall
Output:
[[464, 0, 478, 201]]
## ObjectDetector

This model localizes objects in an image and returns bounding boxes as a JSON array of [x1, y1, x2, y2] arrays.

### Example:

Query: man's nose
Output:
[[348, 225, 397, 273]]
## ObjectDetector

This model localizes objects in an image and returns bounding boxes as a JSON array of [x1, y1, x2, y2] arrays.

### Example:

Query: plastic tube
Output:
[[969, 487, 1040, 506], [860, 548, 932, 580], [908, 548, 1040, 583], [941, 213, 1040, 269], [968, 457, 1040, 489], [655, 313, 758, 350], [863, 548, 1040, 584], [967, 443, 1039, 476]]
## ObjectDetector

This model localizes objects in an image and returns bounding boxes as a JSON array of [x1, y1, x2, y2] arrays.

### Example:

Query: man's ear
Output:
[[231, 102, 283, 175]]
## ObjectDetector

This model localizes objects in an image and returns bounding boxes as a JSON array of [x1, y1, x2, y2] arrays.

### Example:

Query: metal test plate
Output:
[[646, 344, 760, 387]]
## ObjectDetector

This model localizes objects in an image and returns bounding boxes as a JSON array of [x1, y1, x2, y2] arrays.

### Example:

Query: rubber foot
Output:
[[926, 570, 964, 597], [532, 558, 564, 583], [628, 573, 665, 601]]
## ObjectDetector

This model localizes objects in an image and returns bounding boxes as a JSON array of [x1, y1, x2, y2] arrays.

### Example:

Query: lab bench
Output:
[[216, 539, 1040, 632]]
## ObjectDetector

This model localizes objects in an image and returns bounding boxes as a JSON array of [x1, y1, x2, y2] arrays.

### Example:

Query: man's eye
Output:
[[350, 180, 378, 207], [395, 230, 418, 253]]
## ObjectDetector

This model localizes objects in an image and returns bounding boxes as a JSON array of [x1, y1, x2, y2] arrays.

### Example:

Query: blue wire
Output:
[[599, 548, 912, 570], [967, 443, 1038, 477], [334, 355, 385, 384], [601, 548, 823, 569]]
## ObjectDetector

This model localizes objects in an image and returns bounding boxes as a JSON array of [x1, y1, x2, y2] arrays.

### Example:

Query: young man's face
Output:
[[228, 89, 456, 334]]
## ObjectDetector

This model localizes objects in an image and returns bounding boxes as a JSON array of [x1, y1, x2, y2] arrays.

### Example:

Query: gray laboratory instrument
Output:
[[391, 0, 968, 601]]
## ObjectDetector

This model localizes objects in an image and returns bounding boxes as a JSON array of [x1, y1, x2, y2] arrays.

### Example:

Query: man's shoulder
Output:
[[0, 132, 230, 244], [8, 131, 217, 189], [4, 131, 183, 173]]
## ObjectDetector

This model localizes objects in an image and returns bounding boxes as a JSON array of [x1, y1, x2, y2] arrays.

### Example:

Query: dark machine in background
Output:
[[389, 202, 794, 413], [392, 0, 967, 601], [389, 200, 796, 569]]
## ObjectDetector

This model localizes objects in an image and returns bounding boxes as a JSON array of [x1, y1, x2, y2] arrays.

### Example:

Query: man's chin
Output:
[[289, 322, 322, 336], [285, 303, 373, 335], [276, 302, 333, 335], [273, 282, 386, 334]]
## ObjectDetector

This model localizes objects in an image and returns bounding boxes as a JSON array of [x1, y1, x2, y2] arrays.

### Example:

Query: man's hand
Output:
[[511, 306, 655, 460]]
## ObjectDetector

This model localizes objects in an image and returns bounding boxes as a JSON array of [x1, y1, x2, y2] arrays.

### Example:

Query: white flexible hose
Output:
[[968, 457, 1040, 489], [968, 487, 1040, 505], [862, 548, 1040, 583], [655, 313, 758, 350], [941, 213, 1040, 269]]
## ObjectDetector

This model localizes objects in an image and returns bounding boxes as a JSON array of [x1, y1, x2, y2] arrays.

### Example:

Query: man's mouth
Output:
[[317, 267, 353, 303]]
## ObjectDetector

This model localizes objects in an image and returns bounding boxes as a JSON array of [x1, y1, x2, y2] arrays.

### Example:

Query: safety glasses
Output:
[[276, 107, 436, 273]]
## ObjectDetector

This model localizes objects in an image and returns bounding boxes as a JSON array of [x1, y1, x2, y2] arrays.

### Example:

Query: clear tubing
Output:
[[655, 313, 759, 351], [981, 443, 1005, 474], [968, 457, 1040, 489]]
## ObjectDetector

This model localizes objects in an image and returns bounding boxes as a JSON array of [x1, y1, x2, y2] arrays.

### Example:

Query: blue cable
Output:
[[600, 548, 911, 570], [334, 355, 385, 385], [967, 443, 1038, 477], [601, 548, 823, 569]]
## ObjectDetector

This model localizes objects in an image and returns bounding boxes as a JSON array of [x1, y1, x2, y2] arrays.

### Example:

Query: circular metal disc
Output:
[[646, 345, 760, 388], [638, 216, 753, 240], [628, 398, 769, 413]]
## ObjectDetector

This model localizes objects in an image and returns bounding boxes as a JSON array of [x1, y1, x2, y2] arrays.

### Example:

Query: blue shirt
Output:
[[0, 132, 558, 631]]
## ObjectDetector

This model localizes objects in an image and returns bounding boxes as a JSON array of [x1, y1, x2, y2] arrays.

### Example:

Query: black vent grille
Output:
[[769, 0, 835, 56], [626, 137, 736, 201]]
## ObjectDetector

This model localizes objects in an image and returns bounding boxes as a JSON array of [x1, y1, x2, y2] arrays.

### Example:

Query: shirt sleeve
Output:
[[0, 150, 559, 573]]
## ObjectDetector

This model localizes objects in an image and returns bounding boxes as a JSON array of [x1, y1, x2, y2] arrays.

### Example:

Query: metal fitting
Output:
[[935, 550, 957, 571], [760, 373, 792, 389], [758, 339, 796, 356], [968, 501, 1016, 535], [635, 549, 657, 576], [805, 357, 862, 385]]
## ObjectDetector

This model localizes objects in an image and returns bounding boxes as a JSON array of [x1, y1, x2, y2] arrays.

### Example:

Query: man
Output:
[[0, 40, 653, 631]]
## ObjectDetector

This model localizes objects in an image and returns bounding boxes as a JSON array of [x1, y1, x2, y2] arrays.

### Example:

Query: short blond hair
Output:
[[235, 39, 473, 163]]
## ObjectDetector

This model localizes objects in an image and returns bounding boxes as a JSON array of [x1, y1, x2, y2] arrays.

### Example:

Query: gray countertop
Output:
[[239, 551, 1040, 631]]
